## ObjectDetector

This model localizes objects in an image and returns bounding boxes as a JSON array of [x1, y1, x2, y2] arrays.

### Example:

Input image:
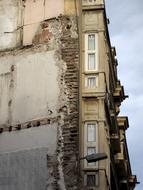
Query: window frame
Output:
[[87, 123, 96, 142], [85, 33, 98, 72], [84, 172, 99, 188], [84, 121, 98, 168], [85, 75, 97, 89]]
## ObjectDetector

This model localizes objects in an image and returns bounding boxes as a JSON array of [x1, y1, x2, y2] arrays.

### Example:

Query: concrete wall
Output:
[[0, 125, 57, 190], [0, 0, 22, 50], [0, 50, 59, 126]]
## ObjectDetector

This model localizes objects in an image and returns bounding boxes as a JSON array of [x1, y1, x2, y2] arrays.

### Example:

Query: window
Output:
[[88, 53, 95, 70], [87, 174, 96, 186], [84, 33, 98, 89], [84, 122, 98, 168], [87, 147, 96, 155], [88, 35, 95, 50], [84, 172, 98, 188], [87, 123, 96, 142], [87, 147, 96, 166], [85, 34, 98, 71], [86, 76, 96, 88]]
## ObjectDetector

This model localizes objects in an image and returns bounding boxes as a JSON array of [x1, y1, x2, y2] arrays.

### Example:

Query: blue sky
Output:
[[105, 0, 143, 189]]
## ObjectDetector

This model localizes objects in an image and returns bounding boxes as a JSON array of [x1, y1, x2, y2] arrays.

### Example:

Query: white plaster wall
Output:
[[0, 125, 57, 154], [0, 75, 10, 124], [0, 50, 60, 125], [0, 0, 22, 50]]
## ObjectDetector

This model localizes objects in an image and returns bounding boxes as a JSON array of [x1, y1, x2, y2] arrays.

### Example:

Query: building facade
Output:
[[0, 0, 137, 190]]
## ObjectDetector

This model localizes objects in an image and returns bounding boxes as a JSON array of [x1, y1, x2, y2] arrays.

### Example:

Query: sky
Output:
[[105, 0, 143, 189]]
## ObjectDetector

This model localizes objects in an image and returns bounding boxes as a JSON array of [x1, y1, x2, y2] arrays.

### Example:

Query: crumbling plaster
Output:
[[0, 0, 65, 49], [22, 0, 64, 46], [0, 15, 80, 190]]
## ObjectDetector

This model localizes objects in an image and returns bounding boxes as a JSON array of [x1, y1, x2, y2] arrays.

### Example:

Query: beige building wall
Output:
[[81, 1, 111, 189]]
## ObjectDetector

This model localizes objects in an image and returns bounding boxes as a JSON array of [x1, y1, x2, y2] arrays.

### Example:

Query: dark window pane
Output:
[[87, 175, 96, 186]]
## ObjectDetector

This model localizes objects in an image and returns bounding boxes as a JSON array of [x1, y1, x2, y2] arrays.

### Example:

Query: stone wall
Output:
[[60, 16, 79, 190]]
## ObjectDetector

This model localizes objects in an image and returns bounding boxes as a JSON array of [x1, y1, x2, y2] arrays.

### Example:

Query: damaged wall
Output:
[[0, 50, 60, 125], [0, 10, 80, 190], [0, 0, 65, 50], [0, 0, 22, 50], [23, 0, 64, 45]]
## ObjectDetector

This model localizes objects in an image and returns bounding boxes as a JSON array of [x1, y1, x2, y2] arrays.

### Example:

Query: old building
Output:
[[0, 0, 137, 190]]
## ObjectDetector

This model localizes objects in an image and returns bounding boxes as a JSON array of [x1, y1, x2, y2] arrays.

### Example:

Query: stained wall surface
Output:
[[0, 125, 57, 190], [23, 0, 64, 45], [0, 50, 59, 125], [0, 0, 65, 48], [0, 1, 80, 189], [0, 0, 22, 50]]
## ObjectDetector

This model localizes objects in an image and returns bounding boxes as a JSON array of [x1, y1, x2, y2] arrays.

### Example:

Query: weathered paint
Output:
[[23, 24, 39, 46], [24, 0, 64, 25], [0, 0, 22, 50], [0, 14, 80, 190], [0, 50, 59, 125], [24, 0, 45, 25], [44, 0, 64, 19], [23, 0, 64, 45], [64, 0, 77, 15]]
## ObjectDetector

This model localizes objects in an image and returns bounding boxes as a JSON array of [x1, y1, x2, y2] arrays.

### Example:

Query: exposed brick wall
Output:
[[59, 16, 79, 190]]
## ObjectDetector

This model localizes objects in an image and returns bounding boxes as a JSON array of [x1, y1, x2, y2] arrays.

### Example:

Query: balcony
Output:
[[115, 155, 130, 180], [118, 175, 138, 190], [115, 141, 124, 159], [115, 137, 132, 181], [109, 110, 119, 134], [113, 80, 128, 104], [129, 175, 138, 189], [110, 133, 120, 154], [117, 116, 129, 131]]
